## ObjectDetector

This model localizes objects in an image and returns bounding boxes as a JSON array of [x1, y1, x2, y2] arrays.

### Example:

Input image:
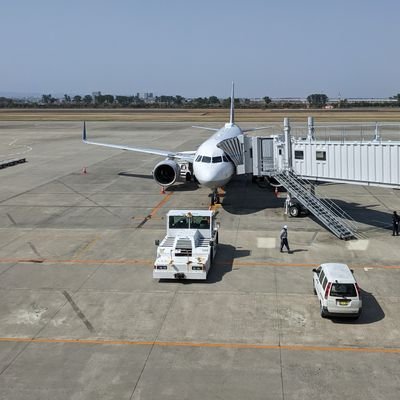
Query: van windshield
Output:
[[330, 283, 357, 297]]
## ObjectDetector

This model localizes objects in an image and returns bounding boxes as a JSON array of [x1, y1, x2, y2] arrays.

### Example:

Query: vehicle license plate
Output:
[[338, 300, 349, 306]]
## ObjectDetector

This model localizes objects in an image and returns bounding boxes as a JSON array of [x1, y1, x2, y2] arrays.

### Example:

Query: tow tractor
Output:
[[153, 210, 219, 280]]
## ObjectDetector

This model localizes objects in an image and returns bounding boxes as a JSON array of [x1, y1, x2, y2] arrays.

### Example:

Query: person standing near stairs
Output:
[[280, 225, 291, 253], [392, 211, 399, 236]]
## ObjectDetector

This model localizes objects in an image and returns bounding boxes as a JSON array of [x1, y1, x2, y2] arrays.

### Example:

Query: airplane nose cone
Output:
[[193, 161, 234, 189]]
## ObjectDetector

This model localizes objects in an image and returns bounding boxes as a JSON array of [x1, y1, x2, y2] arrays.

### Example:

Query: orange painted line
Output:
[[1, 258, 400, 270], [0, 337, 399, 354], [149, 192, 173, 218]]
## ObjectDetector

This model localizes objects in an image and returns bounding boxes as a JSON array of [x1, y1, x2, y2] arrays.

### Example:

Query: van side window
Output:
[[322, 277, 328, 290], [319, 270, 325, 285]]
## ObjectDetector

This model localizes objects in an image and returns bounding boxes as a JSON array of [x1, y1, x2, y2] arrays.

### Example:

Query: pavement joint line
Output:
[[0, 337, 399, 354], [2, 258, 400, 270], [62, 290, 95, 333]]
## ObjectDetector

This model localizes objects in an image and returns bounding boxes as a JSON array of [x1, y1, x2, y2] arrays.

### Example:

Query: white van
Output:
[[312, 263, 362, 319]]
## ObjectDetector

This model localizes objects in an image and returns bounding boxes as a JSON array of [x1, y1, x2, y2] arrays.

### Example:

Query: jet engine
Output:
[[153, 159, 192, 187]]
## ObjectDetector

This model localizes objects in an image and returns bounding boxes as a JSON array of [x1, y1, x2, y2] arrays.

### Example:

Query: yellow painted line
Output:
[[149, 192, 173, 218], [72, 235, 101, 260], [0, 337, 399, 354]]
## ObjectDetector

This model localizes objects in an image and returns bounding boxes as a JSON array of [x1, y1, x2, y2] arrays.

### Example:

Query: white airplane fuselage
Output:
[[193, 122, 242, 189]]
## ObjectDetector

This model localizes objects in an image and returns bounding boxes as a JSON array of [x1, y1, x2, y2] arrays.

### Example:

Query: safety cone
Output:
[[81, 167, 87, 175], [160, 186, 165, 194]]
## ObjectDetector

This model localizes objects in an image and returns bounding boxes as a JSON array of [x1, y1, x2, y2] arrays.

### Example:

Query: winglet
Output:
[[82, 121, 87, 141], [229, 81, 235, 124]]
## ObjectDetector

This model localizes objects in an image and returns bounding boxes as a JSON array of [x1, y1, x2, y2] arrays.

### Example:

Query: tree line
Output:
[[1, 93, 400, 109]]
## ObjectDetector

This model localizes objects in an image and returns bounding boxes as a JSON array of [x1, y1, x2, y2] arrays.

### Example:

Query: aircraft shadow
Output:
[[118, 172, 199, 191], [167, 181, 199, 192], [222, 175, 283, 215], [221, 176, 394, 232], [119, 172, 153, 179], [119, 171, 394, 232], [330, 289, 385, 325], [329, 199, 393, 231]]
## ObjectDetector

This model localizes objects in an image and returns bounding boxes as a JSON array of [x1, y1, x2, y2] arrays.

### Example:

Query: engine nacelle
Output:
[[153, 159, 192, 187]]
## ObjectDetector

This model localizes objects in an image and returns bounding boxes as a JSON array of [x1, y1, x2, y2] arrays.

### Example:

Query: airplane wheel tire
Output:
[[320, 302, 327, 318], [289, 205, 299, 217]]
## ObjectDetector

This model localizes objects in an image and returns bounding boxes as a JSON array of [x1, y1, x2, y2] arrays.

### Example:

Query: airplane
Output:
[[82, 83, 269, 204]]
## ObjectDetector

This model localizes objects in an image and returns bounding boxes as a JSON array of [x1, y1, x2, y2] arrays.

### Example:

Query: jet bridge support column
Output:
[[307, 116, 315, 141], [283, 117, 292, 170]]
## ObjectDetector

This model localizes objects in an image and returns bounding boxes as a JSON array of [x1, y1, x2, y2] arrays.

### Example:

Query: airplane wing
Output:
[[242, 126, 275, 132], [82, 122, 196, 162], [192, 125, 219, 132]]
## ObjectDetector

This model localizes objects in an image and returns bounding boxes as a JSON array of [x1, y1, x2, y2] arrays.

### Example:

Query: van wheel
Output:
[[289, 205, 299, 217], [320, 302, 327, 318]]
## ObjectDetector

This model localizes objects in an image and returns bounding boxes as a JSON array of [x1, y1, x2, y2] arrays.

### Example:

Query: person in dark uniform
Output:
[[280, 225, 291, 253], [392, 211, 399, 236]]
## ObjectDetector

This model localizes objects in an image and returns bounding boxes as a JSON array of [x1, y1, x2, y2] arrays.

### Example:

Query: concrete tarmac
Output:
[[0, 121, 399, 400]]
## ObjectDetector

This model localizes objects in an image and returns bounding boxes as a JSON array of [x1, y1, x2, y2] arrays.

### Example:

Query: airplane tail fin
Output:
[[229, 81, 235, 124]]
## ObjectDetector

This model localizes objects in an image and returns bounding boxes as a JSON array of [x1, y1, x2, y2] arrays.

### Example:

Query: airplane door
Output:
[[260, 137, 274, 173]]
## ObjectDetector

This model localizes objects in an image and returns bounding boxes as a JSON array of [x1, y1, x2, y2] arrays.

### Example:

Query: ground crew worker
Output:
[[280, 225, 291, 253], [392, 211, 399, 236]]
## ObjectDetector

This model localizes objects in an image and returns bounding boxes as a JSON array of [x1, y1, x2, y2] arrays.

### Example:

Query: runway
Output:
[[0, 121, 399, 399]]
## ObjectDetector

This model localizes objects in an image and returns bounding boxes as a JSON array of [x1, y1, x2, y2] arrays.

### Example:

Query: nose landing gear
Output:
[[210, 189, 221, 206]]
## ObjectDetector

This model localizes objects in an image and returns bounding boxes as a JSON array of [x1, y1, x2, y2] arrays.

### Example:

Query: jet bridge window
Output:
[[294, 150, 304, 160], [222, 155, 229, 162], [202, 156, 211, 163], [212, 156, 222, 163], [316, 151, 326, 161]]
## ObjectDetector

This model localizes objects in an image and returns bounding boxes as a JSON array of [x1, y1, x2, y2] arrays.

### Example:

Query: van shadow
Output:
[[331, 289, 385, 325], [159, 244, 249, 285]]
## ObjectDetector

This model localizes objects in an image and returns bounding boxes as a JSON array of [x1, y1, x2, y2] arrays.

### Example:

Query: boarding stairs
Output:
[[273, 170, 361, 240]]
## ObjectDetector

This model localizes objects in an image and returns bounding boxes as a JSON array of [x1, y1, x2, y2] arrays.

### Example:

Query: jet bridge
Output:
[[218, 117, 400, 239]]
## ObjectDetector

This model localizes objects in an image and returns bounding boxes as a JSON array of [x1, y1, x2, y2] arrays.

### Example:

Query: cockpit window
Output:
[[222, 155, 229, 162], [202, 156, 211, 163], [212, 156, 222, 163], [195, 155, 202, 162]]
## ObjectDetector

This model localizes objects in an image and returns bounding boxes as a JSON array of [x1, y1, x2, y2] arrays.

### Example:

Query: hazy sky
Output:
[[1, 0, 399, 98]]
